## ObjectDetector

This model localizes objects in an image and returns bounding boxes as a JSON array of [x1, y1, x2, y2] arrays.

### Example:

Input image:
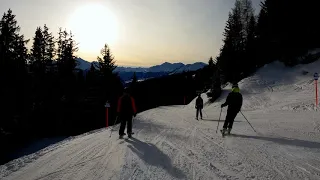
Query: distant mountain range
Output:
[[76, 58, 207, 81]]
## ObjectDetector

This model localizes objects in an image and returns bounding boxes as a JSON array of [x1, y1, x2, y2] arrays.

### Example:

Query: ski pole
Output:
[[109, 116, 119, 137], [132, 115, 135, 129], [240, 111, 257, 133], [216, 108, 222, 133], [203, 110, 208, 118]]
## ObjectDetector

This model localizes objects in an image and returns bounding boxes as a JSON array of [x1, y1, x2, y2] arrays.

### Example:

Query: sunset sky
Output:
[[0, 0, 261, 67]]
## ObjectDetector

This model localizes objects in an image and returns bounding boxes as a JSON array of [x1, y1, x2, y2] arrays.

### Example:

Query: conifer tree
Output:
[[30, 27, 44, 73], [0, 9, 29, 78], [86, 63, 96, 84], [208, 56, 214, 67], [218, 1, 243, 82], [0, 9, 29, 133], [56, 29, 78, 76], [97, 44, 117, 76], [217, 0, 258, 82], [42, 24, 55, 64]]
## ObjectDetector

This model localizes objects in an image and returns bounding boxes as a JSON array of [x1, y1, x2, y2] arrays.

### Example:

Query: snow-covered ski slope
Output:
[[1, 61, 320, 180]]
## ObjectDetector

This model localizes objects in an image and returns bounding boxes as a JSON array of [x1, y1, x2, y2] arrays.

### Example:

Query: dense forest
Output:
[[215, 0, 320, 84], [1, 0, 320, 164]]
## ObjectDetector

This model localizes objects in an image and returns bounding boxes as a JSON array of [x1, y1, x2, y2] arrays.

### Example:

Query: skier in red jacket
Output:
[[117, 88, 137, 138]]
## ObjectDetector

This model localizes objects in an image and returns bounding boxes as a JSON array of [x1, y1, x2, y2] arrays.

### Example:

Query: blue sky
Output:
[[0, 0, 261, 66]]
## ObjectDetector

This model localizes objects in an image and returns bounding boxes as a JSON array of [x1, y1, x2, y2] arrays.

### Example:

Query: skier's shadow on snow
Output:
[[127, 138, 186, 179], [232, 134, 320, 149], [201, 119, 242, 122]]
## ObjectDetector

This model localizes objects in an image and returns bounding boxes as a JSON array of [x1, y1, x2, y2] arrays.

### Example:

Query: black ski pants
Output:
[[223, 109, 239, 129], [196, 108, 202, 119], [119, 115, 133, 136]]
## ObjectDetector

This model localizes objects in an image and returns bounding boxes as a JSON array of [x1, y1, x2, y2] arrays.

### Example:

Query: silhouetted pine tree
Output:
[[216, 0, 259, 83], [240, 0, 254, 40], [244, 14, 257, 74], [13, 34, 28, 76], [256, 0, 320, 67], [239, 0, 257, 74], [207, 56, 216, 91], [206, 56, 220, 100], [86, 63, 96, 85], [30, 27, 44, 74], [218, 0, 243, 83], [54, 28, 78, 132], [56, 28, 63, 66], [97, 44, 120, 95], [256, 0, 282, 66], [95, 44, 123, 127], [56, 29, 78, 76], [0, 9, 29, 82], [64, 31, 78, 73], [97, 44, 117, 77], [0, 9, 29, 134], [42, 24, 55, 65], [208, 56, 214, 67], [0, 9, 28, 80]]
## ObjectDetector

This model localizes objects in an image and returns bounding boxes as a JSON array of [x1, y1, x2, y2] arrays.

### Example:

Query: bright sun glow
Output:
[[68, 4, 118, 53]]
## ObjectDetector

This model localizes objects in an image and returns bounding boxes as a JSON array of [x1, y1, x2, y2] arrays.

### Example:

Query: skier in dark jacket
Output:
[[117, 88, 137, 138], [195, 94, 203, 120], [221, 84, 243, 135]]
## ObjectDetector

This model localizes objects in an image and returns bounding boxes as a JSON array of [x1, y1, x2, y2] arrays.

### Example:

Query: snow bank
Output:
[[236, 60, 320, 111], [187, 60, 320, 112]]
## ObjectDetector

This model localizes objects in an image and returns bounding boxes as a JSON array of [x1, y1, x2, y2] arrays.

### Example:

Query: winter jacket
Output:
[[222, 92, 243, 112], [196, 97, 203, 109], [117, 94, 137, 116]]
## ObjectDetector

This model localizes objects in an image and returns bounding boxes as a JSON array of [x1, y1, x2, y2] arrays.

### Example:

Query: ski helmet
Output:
[[232, 87, 240, 93]]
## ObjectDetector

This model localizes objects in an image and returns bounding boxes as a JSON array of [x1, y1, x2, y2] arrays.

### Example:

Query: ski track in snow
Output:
[[1, 60, 320, 179]]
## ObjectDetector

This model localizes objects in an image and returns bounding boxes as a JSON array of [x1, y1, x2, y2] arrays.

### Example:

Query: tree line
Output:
[[215, 0, 320, 84], [0, 9, 126, 160]]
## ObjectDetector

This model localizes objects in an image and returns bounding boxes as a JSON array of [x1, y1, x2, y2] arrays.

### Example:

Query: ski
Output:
[[119, 136, 132, 140], [220, 130, 233, 137], [119, 132, 134, 139], [220, 130, 226, 137]]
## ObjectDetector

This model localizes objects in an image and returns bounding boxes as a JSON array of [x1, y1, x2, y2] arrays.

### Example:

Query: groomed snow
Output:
[[1, 61, 320, 180]]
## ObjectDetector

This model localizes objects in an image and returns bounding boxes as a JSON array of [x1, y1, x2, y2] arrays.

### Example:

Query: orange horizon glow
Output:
[[0, 0, 261, 66]]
